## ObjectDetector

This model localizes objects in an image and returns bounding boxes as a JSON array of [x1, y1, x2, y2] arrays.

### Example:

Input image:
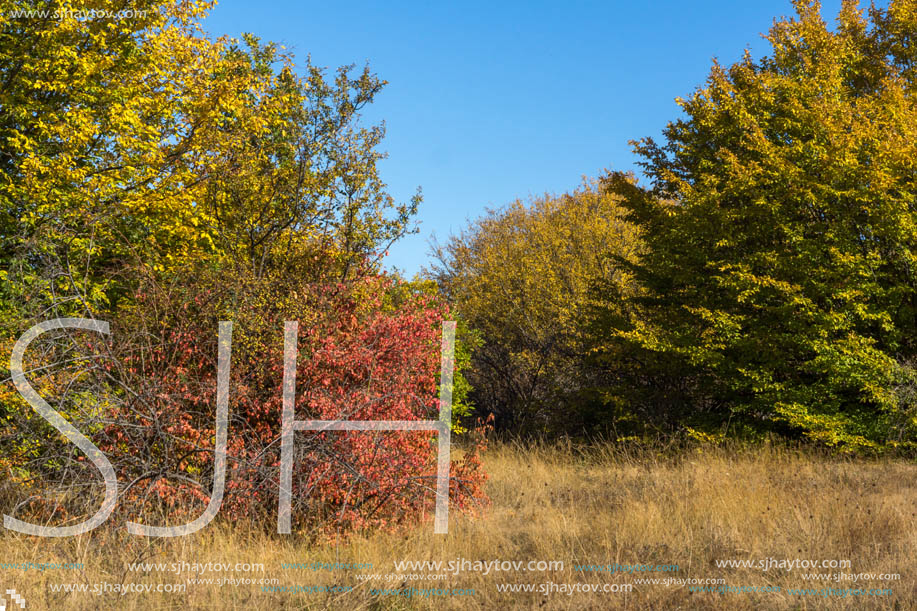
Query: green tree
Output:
[[595, 0, 917, 450]]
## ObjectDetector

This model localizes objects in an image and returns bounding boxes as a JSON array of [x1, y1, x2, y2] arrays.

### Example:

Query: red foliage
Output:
[[101, 272, 487, 534]]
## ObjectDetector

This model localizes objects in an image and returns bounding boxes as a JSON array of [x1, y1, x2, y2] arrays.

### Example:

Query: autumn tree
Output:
[[594, 0, 917, 450], [1, 0, 419, 403], [1, 0, 221, 311], [0, 0, 480, 533], [429, 178, 641, 434], [1, 0, 222, 490], [0, 1, 417, 305], [198, 35, 419, 280]]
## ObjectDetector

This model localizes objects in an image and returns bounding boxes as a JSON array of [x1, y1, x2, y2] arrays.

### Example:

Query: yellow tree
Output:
[[1, 0, 418, 312], [1, 0, 230, 311], [198, 35, 419, 280], [429, 177, 641, 433], [0, 0, 422, 485], [0, 0, 227, 493]]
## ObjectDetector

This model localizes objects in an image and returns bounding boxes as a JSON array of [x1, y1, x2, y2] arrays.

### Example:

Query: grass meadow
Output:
[[2, 441, 914, 610]]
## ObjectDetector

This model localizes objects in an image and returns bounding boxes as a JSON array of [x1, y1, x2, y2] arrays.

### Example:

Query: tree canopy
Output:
[[430, 178, 641, 433], [593, 0, 917, 450]]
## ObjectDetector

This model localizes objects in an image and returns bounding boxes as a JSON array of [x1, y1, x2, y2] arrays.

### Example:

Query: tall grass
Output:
[[1, 441, 914, 609]]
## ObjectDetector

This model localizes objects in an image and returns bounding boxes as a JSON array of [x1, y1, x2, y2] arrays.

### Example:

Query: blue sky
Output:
[[203, 0, 850, 276]]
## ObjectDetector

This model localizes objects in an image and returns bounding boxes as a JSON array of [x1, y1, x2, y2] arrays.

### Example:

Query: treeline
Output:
[[432, 0, 917, 453]]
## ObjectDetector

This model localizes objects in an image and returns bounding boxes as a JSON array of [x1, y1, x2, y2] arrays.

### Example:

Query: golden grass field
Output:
[[2, 441, 915, 610]]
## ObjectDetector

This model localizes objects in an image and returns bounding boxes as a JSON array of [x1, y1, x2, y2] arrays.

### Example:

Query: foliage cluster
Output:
[[437, 1, 917, 452], [0, 0, 484, 534], [429, 178, 641, 434]]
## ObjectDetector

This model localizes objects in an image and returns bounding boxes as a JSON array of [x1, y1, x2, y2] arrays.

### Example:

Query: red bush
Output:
[[101, 271, 487, 534]]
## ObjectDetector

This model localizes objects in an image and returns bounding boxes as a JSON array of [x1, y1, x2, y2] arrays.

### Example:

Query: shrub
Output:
[[101, 265, 488, 534]]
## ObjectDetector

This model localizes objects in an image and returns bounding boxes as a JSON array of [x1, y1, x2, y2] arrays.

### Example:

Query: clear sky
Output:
[[203, 0, 851, 277]]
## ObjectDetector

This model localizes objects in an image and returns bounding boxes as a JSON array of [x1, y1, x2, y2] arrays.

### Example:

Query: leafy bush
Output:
[[99, 265, 488, 534]]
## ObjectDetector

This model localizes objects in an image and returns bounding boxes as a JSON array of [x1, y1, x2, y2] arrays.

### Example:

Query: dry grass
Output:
[[2, 441, 915, 610]]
